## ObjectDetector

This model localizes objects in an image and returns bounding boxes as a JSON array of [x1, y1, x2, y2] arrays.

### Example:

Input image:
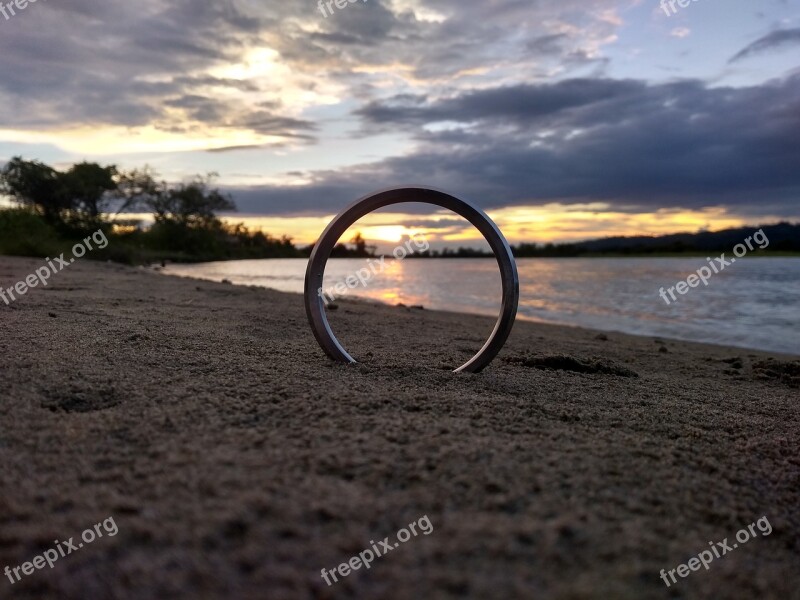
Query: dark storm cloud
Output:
[[354, 79, 644, 130], [227, 180, 364, 215], [226, 74, 800, 217], [730, 28, 800, 63]]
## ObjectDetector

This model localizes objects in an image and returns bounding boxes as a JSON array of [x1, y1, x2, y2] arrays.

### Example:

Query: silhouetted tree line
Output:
[[411, 224, 799, 258], [0, 157, 306, 263], [3, 157, 796, 263], [511, 223, 800, 256], [406, 247, 494, 258]]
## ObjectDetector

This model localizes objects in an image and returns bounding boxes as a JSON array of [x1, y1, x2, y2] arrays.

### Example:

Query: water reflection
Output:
[[162, 257, 800, 355]]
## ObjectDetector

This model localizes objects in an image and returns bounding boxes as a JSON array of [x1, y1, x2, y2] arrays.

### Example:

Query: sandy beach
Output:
[[0, 255, 798, 600]]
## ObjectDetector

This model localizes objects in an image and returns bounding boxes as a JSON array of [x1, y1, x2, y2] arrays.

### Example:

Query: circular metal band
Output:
[[304, 186, 519, 373]]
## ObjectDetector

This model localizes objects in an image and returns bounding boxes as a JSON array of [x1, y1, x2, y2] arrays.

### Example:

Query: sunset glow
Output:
[[1, 0, 796, 243], [223, 205, 764, 249]]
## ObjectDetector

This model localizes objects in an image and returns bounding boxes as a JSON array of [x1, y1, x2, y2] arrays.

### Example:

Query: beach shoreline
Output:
[[1, 255, 798, 599], [160, 256, 800, 357]]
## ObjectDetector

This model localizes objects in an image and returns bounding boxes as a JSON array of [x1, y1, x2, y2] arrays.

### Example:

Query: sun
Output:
[[350, 225, 411, 243]]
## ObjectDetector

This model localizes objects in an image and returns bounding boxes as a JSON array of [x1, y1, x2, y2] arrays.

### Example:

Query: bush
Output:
[[0, 209, 65, 257], [145, 221, 227, 259], [0, 209, 306, 264]]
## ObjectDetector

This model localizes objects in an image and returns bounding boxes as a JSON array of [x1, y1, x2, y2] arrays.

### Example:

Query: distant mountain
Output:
[[513, 222, 800, 257]]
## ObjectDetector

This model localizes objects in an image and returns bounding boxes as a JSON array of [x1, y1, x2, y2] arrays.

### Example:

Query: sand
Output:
[[0, 255, 798, 600]]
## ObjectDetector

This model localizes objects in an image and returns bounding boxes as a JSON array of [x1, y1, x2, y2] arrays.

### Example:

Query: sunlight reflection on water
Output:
[[162, 257, 800, 355]]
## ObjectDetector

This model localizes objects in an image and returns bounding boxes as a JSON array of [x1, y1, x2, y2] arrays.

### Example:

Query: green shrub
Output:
[[0, 209, 65, 257]]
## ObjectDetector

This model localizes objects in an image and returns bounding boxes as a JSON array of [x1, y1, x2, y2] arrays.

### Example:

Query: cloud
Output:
[[0, 0, 313, 145], [729, 28, 800, 63], [0, 0, 796, 222], [0, 0, 624, 133], [271, 0, 620, 84], [225, 73, 800, 217], [354, 78, 645, 130]]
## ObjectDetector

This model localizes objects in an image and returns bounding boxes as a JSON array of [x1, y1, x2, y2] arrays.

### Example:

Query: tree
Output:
[[1, 157, 121, 228], [114, 166, 165, 217], [162, 174, 236, 227], [351, 232, 367, 255], [0, 157, 69, 222], [62, 162, 118, 224], [114, 169, 235, 227], [119, 171, 234, 227]]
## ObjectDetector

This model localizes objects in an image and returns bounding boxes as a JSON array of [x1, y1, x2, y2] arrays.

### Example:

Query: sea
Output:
[[161, 257, 800, 356]]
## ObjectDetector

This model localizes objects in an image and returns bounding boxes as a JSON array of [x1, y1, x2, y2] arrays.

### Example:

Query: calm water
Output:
[[162, 257, 800, 356]]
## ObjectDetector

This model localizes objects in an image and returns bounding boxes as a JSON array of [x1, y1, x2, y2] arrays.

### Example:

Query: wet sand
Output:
[[0, 255, 798, 599]]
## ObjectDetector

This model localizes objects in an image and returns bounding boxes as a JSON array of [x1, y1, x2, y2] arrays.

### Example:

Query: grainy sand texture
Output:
[[0, 255, 798, 600]]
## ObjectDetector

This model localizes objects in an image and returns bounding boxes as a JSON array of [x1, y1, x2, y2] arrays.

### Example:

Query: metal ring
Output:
[[304, 186, 519, 373]]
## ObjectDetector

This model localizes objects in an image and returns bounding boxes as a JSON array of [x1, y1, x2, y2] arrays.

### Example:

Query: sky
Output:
[[0, 0, 799, 248]]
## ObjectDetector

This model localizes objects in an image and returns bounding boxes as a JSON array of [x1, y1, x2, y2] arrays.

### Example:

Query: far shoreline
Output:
[[149, 252, 800, 266]]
